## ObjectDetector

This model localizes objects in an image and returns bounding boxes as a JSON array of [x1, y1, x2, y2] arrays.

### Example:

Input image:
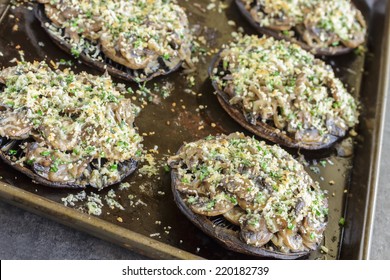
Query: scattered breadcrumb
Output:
[[135, 199, 148, 207], [139, 153, 159, 177], [61, 189, 127, 215], [105, 189, 125, 210], [119, 182, 130, 190], [86, 193, 104, 216], [61, 191, 87, 207]]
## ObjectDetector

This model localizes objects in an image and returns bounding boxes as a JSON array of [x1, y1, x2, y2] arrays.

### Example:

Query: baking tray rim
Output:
[[0, 0, 389, 260], [0, 181, 203, 260]]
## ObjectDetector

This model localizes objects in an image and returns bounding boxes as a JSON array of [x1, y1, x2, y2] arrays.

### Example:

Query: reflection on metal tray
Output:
[[0, 0, 389, 259]]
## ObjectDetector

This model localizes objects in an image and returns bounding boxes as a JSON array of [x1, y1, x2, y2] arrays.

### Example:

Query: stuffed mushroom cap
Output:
[[36, 0, 193, 82], [0, 61, 142, 189], [236, 0, 366, 55], [169, 133, 328, 257], [209, 35, 359, 150]]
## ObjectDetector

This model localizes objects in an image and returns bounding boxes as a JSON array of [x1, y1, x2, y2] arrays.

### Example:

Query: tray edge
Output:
[[0, 182, 203, 260], [0, 0, 10, 23]]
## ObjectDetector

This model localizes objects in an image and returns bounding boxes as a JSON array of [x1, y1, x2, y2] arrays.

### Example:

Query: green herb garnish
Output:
[[40, 151, 51, 157]]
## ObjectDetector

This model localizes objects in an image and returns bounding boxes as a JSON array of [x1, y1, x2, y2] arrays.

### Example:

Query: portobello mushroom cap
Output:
[[209, 35, 359, 150], [35, 0, 193, 82], [0, 61, 142, 189], [235, 0, 366, 56], [169, 133, 328, 259]]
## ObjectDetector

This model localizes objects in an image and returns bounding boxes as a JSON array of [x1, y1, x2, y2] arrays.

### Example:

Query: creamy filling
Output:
[[241, 0, 366, 49], [38, 0, 193, 76], [169, 133, 328, 252], [0, 61, 142, 188], [212, 35, 359, 142]]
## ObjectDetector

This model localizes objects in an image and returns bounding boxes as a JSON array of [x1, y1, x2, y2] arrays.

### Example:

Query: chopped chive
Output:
[[163, 165, 170, 172], [181, 178, 189, 183], [127, 87, 134, 94], [206, 200, 216, 210], [50, 165, 59, 172], [40, 151, 50, 157], [26, 159, 35, 165], [229, 196, 237, 205], [109, 164, 118, 171], [187, 196, 196, 204], [70, 48, 80, 58], [222, 60, 228, 70]]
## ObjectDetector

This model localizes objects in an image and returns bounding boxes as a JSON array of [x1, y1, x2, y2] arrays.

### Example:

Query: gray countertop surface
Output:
[[369, 90, 390, 260], [1, 93, 389, 260]]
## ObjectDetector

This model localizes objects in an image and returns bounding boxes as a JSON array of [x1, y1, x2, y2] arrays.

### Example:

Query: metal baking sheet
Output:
[[0, 0, 389, 260]]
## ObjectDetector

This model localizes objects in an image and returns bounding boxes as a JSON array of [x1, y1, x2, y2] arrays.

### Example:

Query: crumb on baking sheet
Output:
[[61, 191, 87, 207], [321, 245, 329, 254], [61, 188, 128, 216], [105, 189, 125, 210], [139, 153, 159, 177]]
